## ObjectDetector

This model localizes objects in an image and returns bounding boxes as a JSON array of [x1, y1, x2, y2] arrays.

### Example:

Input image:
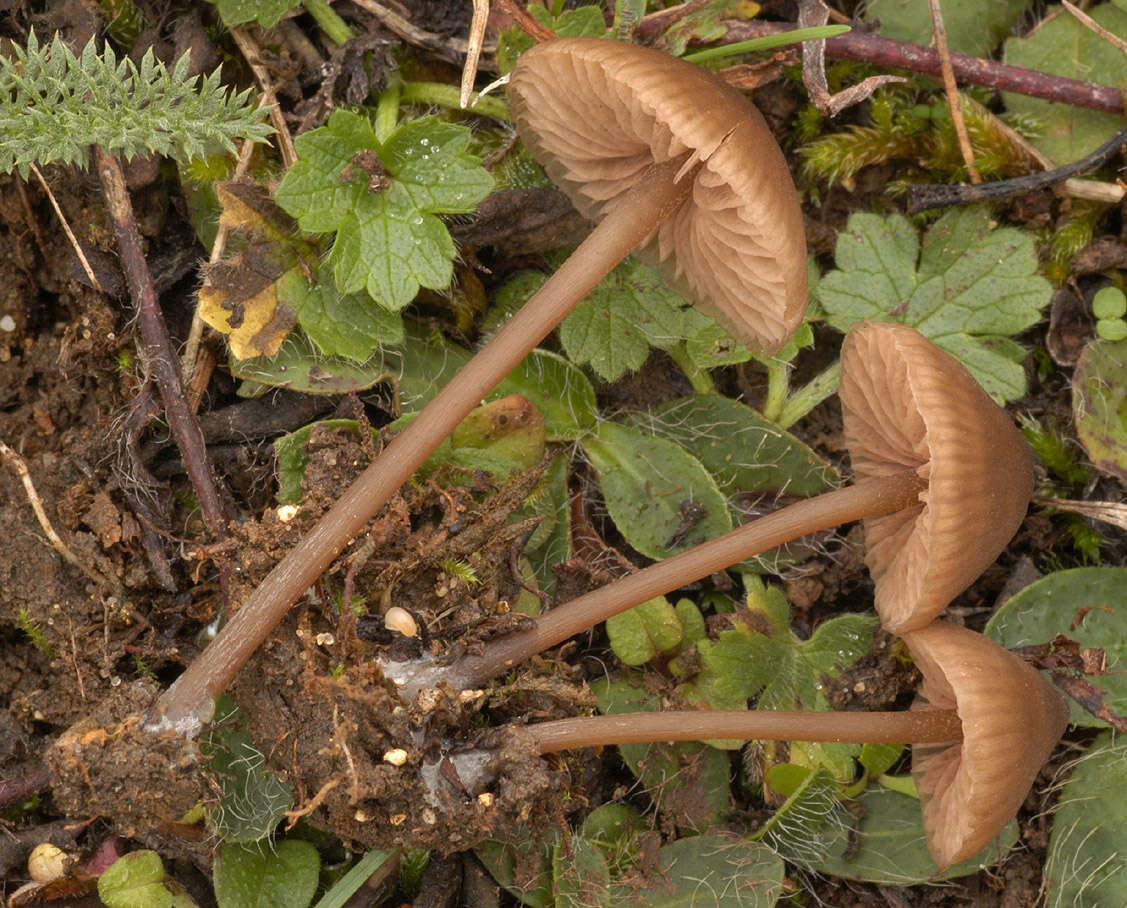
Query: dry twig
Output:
[[28, 163, 103, 292], [352, 0, 499, 67], [927, 0, 981, 183], [1062, 0, 1127, 56], [461, 0, 490, 108], [1034, 496, 1127, 533]]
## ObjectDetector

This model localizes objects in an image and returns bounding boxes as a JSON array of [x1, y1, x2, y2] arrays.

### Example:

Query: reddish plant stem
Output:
[[0, 764, 50, 810], [715, 20, 1124, 114], [526, 708, 963, 754], [93, 148, 230, 544]]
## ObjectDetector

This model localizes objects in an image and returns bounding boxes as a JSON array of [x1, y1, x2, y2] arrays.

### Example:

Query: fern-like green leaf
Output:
[[0, 31, 272, 177]]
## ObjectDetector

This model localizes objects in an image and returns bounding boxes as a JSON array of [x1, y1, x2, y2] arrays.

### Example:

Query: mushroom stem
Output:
[[525, 707, 963, 755], [390, 468, 926, 695], [150, 156, 695, 735]]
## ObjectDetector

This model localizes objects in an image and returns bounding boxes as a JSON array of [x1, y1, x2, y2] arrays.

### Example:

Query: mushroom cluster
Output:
[[399, 323, 1064, 869]]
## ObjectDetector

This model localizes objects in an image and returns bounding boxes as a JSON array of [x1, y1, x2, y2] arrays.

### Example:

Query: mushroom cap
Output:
[[839, 322, 1034, 634], [508, 37, 807, 354], [904, 621, 1068, 869]]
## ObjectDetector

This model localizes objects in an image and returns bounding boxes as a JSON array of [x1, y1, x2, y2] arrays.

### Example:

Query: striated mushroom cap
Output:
[[508, 37, 807, 354], [904, 621, 1069, 869], [839, 321, 1034, 634]]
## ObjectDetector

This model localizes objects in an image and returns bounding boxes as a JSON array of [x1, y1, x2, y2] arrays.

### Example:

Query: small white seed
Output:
[[477, 792, 495, 808], [422, 808, 437, 825], [384, 607, 418, 638], [354, 809, 374, 823], [383, 748, 408, 766], [276, 504, 300, 522], [28, 843, 67, 883], [390, 813, 407, 825]]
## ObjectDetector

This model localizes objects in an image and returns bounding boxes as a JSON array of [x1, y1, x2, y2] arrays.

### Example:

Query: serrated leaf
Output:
[[985, 567, 1127, 728], [866, 0, 1033, 57], [275, 111, 493, 311], [279, 269, 404, 361], [1044, 730, 1127, 907], [582, 421, 732, 559], [812, 787, 1018, 883], [1004, 5, 1127, 162], [558, 257, 700, 381], [815, 207, 1052, 402], [629, 395, 839, 497], [606, 595, 684, 666], [496, 5, 607, 73], [213, 841, 319, 908], [0, 32, 271, 177]]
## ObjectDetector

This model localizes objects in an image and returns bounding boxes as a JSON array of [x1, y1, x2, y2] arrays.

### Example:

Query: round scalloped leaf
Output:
[[1044, 730, 1127, 908], [1072, 338, 1127, 482], [986, 567, 1127, 728], [213, 841, 319, 908]]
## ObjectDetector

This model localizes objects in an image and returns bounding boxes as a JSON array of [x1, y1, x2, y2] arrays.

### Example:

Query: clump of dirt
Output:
[[44, 424, 594, 852]]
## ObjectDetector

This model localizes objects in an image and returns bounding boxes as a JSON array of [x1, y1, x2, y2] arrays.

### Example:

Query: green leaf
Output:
[[280, 269, 404, 361], [199, 696, 295, 842], [274, 420, 371, 505], [629, 395, 839, 497], [311, 851, 395, 908], [815, 207, 1052, 402], [208, 0, 296, 27], [233, 331, 392, 395], [606, 835, 784, 908], [813, 787, 1017, 883], [475, 830, 555, 908], [552, 836, 610, 908], [0, 32, 271, 177], [98, 851, 197, 908], [985, 567, 1127, 728], [1004, 4, 1127, 162], [1072, 338, 1127, 483], [593, 672, 732, 830], [582, 421, 732, 560], [496, 5, 607, 73], [755, 766, 849, 868], [213, 841, 320, 908], [494, 349, 599, 441], [1044, 730, 1127, 907], [275, 111, 493, 311], [865, 0, 1033, 57], [558, 257, 696, 381], [606, 595, 684, 666]]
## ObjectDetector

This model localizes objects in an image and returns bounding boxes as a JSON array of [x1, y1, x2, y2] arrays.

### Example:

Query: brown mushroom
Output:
[[391, 321, 1030, 694], [503, 621, 1068, 869], [840, 321, 1035, 633], [150, 38, 807, 733]]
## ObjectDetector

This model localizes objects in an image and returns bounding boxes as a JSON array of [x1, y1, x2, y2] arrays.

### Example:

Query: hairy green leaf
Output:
[[1072, 338, 1127, 482], [866, 0, 1033, 57], [208, 0, 296, 27]]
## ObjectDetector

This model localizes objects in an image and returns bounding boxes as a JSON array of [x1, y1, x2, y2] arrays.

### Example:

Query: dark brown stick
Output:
[[93, 147, 230, 544], [716, 20, 1125, 114], [907, 123, 1127, 212]]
